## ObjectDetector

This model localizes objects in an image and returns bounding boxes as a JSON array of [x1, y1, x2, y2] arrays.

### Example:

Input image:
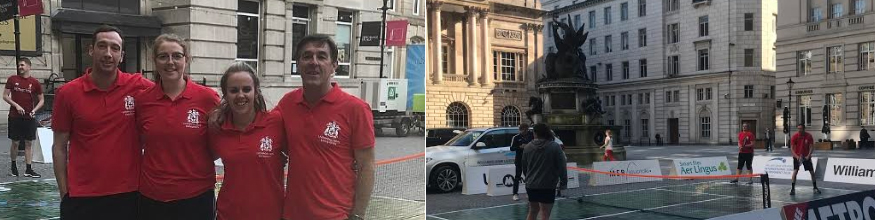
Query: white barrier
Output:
[[32, 127, 53, 164], [824, 158, 875, 185], [706, 207, 781, 220], [480, 163, 580, 196], [752, 156, 818, 180], [590, 160, 662, 186], [462, 165, 492, 195], [671, 156, 733, 176]]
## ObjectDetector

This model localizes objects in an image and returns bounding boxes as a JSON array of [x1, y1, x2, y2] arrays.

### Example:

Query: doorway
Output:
[[668, 118, 679, 144]]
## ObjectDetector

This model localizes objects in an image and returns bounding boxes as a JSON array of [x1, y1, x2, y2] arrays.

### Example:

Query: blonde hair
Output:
[[152, 33, 190, 82]]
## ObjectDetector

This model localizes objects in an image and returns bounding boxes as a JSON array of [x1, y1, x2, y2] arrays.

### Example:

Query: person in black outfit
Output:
[[510, 123, 534, 201]]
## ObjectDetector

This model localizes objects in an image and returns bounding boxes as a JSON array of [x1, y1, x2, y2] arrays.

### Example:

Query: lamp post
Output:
[[787, 77, 795, 148]]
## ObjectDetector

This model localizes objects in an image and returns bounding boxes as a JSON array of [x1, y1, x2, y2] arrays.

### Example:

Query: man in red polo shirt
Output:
[[732, 123, 755, 184], [790, 124, 820, 195], [51, 25, 153, 219], [4, 58, 44, 178], [275, 35, 375, 220]]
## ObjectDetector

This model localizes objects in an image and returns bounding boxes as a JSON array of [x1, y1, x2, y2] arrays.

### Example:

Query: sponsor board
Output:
[[462, 165, 492, 195], [824, 158, 875, 185], [480, 163, 580, 196], [753, 156, 818, 181], [781, 189, 875, 220], [672, 157, 732, 176], [590, 160, 662, 186], [32, 127, 53, 163], [707, 207, 782, 220]]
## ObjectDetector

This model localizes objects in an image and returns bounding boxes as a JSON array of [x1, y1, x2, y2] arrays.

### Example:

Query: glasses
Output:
[[156, 53, 186, 62]]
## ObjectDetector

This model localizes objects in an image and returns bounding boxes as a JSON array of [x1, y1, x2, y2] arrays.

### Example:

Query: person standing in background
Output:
[[731, 123, 755, 184], [4, 58, 44, 178], [521, 123, 567, 220], [510, 123, 533, 201]]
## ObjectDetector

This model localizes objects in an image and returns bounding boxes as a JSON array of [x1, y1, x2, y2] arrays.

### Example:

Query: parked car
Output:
[[426, 128, 466, 147], [425, 127, 564, 193]]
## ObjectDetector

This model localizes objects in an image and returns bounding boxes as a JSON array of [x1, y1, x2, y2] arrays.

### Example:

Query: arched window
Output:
[[446, 102, 469, 127], [500, 106, 522, 127]]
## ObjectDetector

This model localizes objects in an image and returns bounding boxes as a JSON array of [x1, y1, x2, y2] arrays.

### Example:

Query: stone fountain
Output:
[[531, 15, 625, 165]]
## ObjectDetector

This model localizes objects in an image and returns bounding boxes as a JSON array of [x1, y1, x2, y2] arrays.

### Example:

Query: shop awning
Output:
[[51, 8, 162, 37]]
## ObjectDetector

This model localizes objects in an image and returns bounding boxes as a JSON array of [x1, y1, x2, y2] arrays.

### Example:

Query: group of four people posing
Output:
[[50, 25, 376, 220]]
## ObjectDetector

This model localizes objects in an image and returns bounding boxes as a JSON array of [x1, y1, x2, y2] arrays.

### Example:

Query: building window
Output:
[[575, 14, 581, 28], [604, 7, 612, 24], [706, 88, 712, 100], [744, 13, 754, 31], [335, 10, 354, 77], [641, 119, 649, 137], [828, 46, 844, 73], [854, 0, 866, 15], [638, 94, 644, 104], [645, 93, 650, 104], [589, 11, 597, 29], [671, 54, 684, 77], [860, 42, 874, 70], [697, 88, 704, 101], [624, 119, 632, 138], [861, 91, 875, 125], [831, 3, 843, 19], [447, 102, 469, 127], [605, 35, 612, 53], [290, 5, 312, 76], [744, 49, 754, 67], [639, 59, 648, 77], [621, 32, 629, 50], [494, 51, 521, 81], [744, 85, 754, 98], [666, 91, 672, 103], [698, 49, 710, 71], [621, 2, 629, 21], [826, 93, 843, 125], [638, 0, 647, 17], [591, 66, 598, 81], [237, 0, 261, 71], [442, 45, 450, 74], [413, 0, 421, 15], [590, 39, 597, 55], [674, 90, 680, 102], [500, 106, 522, 127], [62, 0, 140, 14], [699, 16, 709, 37], [797, 50, 812, 76], [622, 62, 630, 79], [798, 95, 812, 126], [811, 7, 823, 22], [664, 0, 679, 12], [638, 28, 647, 47], [611, 95, 616, 106], [700, 117, 711, 138], [605, 64, 613, 81], [667, 23, 679, 44]]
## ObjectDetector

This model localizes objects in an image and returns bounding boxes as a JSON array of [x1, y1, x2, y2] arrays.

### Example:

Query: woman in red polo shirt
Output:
[[135, 34, 221, 219], [207, 62, 286, 220]]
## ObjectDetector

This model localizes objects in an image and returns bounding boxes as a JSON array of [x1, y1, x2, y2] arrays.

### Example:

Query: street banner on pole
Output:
[[360, 21, 381, 47], [17, 0, 41, 17], [0, 0, 15, 21], [386, 20, 408, 47]]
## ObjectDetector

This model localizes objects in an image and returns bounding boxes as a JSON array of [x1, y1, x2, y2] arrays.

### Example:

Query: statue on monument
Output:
[[526, 96, 544, 123], [543, 14, 589, 82], [581, 97, 607, 123]]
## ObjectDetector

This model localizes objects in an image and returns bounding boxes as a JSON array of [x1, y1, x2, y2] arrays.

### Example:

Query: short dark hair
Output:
[[92, 25, 124, 45], [294, 34, 338, 64], [519, 123, 530, 130], [797, 124, 806, 129], [17, 58, 30, 66], [533, 123, 554, 140]]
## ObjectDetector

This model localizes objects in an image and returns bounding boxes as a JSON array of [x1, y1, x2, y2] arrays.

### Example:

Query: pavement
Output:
[[426, 144, 875, 219]]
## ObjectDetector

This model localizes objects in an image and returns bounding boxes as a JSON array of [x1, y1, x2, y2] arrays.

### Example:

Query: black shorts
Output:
[[793, 157, 814, 171], [138, 189, 215, 220], [737, 153, 753, 170], [526, 188, 557, 204], [60, 191, 139, 220], [8, 117, 36, 141]]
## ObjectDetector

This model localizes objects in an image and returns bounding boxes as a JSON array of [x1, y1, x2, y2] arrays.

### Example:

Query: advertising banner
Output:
[[385, 20, 408, 47], [462, 165, 492, 195], [0, 14, 39, 53], [781, 189, 875, 220], [18, 0, 42, 17], [672, 157, 733, 176], [707, 207, 782, 220], [590, 160, 662, 186], [824, 158, 875, 185], [753, 156, 818, 181], [359, 21, 381, 46], [405, 44, 424, 110], [479, 163, 580, 196]]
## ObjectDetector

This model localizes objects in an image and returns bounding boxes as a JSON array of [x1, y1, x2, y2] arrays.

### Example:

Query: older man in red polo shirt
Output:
[[275, 35, 375, 220], [790, 124, 820, 195]]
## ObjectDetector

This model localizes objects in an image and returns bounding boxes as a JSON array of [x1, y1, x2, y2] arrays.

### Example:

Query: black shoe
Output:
[[790, 189, 795, 195], [9, 168, 17, 177], [730, 179, 739, 184], [813, 188, 821, 194], [23, 170, 40, 178]]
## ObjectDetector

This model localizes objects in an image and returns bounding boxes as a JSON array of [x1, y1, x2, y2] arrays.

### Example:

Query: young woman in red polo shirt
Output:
[[135, 34, 221, 219], [207, 62, 287, 220]]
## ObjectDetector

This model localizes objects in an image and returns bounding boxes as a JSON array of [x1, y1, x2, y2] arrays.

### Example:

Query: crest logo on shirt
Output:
[[319, 121, 341, 146], [122, 96, 135, 116], [257, 136, 275, 158], [184, 109, 202, 129]]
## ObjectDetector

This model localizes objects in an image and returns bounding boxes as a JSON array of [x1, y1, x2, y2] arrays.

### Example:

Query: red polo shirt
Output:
[[209, 111, 286, 220], [51, 69, 153, 197], [737, 131, 755, 153], [791, 132, 814, 158], [276, 83, 375, 220], [5, 75, 42, 118], [136, 79, 220, 201]]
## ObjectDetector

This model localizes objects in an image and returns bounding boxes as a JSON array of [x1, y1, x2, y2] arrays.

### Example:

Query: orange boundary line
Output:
[[569, 167, 763, 179], [376, 153, 425, 166]]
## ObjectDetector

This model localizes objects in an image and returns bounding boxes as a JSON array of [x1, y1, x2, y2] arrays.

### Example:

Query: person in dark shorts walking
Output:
[[732, 123, 755, 184], [790, 124, 821, 195], [520, 123, 567, 220], [510, 123, 533, 201], [4, 58, 44, 178]]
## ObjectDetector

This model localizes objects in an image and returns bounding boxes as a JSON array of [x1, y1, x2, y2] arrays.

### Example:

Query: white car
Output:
[[425, 127, 564, 193]]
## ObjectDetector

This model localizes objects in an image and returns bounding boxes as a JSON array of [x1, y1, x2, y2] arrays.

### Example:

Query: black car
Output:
[[426, 128, 466, 147]]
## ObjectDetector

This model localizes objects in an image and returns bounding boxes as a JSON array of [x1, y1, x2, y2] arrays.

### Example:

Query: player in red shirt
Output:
[[51, 25, 154, 219], [135, 34, 220, 219], [790, 124, 821, 195], [732, 123, 755, 184], [4, 58, 44, 178], [275, 35, 375, 220], [208, 62, 287, 220]]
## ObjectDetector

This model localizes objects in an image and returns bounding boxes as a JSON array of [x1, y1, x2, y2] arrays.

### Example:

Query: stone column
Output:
[[429, 1, 443, 84], [533, 24, 543, 86], [480, 9, 492, 87], [466, 7, 479, 87]]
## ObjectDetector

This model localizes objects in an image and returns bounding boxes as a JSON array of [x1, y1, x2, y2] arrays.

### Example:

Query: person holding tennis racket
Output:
[[790, 124, 821, 195], [731, 123, 755, 184]]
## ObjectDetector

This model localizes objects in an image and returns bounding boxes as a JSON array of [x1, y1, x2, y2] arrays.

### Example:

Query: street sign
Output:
[[0, 0, 14, 21]]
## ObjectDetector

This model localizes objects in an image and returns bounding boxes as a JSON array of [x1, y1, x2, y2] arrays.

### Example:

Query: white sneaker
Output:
[[512, 194, 519, 201]]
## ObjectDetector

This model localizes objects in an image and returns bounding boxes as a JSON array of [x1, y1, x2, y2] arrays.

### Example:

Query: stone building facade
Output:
[[425, 0, 545, 129], [775, 0, 875, 145], [543, 0, 777, 144], [0, 0, 425, 126]]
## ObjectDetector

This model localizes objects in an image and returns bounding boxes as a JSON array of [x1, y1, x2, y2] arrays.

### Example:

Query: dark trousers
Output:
[[513, 158, 524, 194], [138, 190, 215, 220], [766, 138, 772, 151], [60, 191, 139, 220]]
